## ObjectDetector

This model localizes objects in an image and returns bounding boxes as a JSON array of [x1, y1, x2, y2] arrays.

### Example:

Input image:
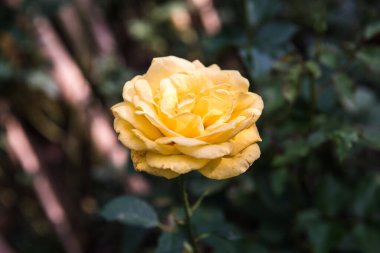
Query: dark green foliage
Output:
[[100, 196, 159, 228], [155, 231, 185, 253]]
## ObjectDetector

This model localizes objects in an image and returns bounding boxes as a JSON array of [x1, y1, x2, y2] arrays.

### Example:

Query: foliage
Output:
[[100, 196, 160, 228]]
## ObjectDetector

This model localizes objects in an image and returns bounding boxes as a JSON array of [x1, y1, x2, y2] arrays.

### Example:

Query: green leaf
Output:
[[362, 126, 380, 150], [351, 87, 376, 112], [189, 177, 227, 196], [193, 208, 241, 241], [330, 127, 359, 161], [282, 64, 303, 103], [272, 139, 310, 167], [308, 131, 327, 148], [0, 60, 12, 80], [351, 178, 378, 217], [260, 79, 286, 113], [333, 71, 376, 113], [240, 48, 273, 78], [320, 51, 338, 68], [317, 175, 348, 217], [332, 73, 354, 101], [317, 83, 338, 111], [296, 210, 340, 253], [333, 72, 376, 113], [259, 224, 287, 244], [121, 227, 147, 253], [364, 21, 380, 39], [252, 49, 273, 77], [308, 222, 331, 253], [296, 209, 320, 230], [192, 208, 222, 233], [214, 223, 242, 241], [204, 235, 237, 253], [155, 231, 185, 253], [254, 22, 298, 50], [100, 196, 159, 228], [271, 168, 288, 196], [247, 0, 280, 25], [305, 61, 321, 79], [244, 243, 269, 253], [337, 232, 358, 252], [357, 47, 380, 71], [369, 104, 380, 125], [354, 224, 380, 253]]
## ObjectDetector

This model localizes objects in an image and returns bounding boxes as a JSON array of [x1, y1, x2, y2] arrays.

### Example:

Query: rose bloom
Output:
[[111, 56, 263, 180]]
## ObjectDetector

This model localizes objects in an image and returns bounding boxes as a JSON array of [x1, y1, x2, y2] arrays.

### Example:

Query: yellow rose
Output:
[[111, 56, 263, 180]]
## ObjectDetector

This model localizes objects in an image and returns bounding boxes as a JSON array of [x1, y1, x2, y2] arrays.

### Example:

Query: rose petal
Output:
[[131, 96, 182, 138], [177, 95, 195, 114], [208, 64, 221, 70], [200, 102, 263, 144], [131, 151, 179, 179], [225, 70, 250, 92], [213, 109, 261, 143], [199, 143, 261, 180], [192, 59, 205, 68], [193, 92, 229, 118], [159, 78, 178, 112], [114, 118, 146, 150], [111, 102, 162, 140], [176, 142, 234, 159], [193, 88, 235, 126], [230, 125, 261, 155], [202, 109, 224, 127], [231, 93, 263, 120], [135, 79, 154, 104], [131, 129, 180, 155], [168, 71, 212, 99], [145, 152, 209, 174], [122, 76, 141, 102], [197, 116, 246, 143], [201, 68, 249, 92], [156, 136, 208, 146], [160, 112, 204, 138], [145, 56, 196, 91]]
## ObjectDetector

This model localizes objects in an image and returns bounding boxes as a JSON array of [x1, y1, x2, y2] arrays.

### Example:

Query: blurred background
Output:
[[0, 0, 380, 252]]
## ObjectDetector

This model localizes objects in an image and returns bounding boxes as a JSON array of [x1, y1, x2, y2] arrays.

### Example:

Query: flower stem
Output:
[[179, 175, 199, 253]]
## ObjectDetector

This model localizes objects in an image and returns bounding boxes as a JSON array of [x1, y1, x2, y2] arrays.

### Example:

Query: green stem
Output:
[[179, 175, 199, 253], [191, 189, 210, 213]]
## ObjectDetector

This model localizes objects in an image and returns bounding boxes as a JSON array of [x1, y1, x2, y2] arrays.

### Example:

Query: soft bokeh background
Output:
[[1, 0, 380, 252]]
